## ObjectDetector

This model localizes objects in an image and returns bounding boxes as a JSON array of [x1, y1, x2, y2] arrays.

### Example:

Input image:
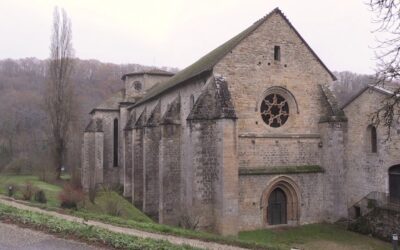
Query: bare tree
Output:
[[44, 7, 76, 179], [369, 0, 400, 137]]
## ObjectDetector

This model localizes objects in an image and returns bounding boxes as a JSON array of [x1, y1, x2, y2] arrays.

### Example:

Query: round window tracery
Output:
[[260, 93, 289, 128], [133, 81, 142, 91]]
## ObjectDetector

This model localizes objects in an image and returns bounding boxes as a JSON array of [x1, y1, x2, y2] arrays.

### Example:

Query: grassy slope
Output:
[[83, 191, 153, 223], [0, 176, 391, 250], [0, 203, 197, 250], [239, 223, 391, 250], [0, 175, 62, 207]]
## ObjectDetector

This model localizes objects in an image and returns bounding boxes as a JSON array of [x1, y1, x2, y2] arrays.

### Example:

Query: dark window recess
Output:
[[371, 126, 377, 153], [113, 119, 118, 167], [133, 81, 142, 91], [190, 94, 195, 110], [389, 165, 400, 203], [354, 206, 361, 218], [274, 46, 281, 61]]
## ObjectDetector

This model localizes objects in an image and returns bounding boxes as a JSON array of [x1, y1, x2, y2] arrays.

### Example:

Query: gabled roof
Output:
[[90, 89, 124, 114], [121, 69, 174, 80], [131, 7, 336, 108], [341, 84, 395, 109]]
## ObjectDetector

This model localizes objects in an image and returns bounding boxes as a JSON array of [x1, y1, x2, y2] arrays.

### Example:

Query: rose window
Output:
[[260, 93, 289, 127], [134, 81, 142, 91]]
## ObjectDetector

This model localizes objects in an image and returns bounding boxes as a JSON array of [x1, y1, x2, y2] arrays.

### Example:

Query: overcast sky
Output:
[[0, 0, 384, 74]]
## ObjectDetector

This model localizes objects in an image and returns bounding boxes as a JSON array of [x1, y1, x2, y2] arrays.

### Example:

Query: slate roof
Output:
[[131, 7, 336, 108], [85, 118, 103, 132], [187, 76, 237, 120], [341, 84, 396, 109], [319, 84, 347, 122], [121, 69, 174, 80], [90, 89, 124, 114]]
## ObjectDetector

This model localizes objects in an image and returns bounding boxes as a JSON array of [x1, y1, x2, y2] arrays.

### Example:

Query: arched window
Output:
[[113, 119, 118, 167], [367, 125, 377, 153]]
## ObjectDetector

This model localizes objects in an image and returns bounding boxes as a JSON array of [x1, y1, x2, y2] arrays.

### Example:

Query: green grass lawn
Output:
[[82, 191, 153, 223], [0, 203, 197, 250], [0, 175, 391, 250], [239, 223, 391, 250], [0, 175, 62, 207]]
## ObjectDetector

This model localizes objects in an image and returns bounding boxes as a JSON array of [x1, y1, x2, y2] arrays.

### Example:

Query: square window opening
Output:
[[274, 46, 281, 61]]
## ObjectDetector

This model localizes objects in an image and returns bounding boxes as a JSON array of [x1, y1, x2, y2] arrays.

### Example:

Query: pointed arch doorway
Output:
[[268, 187, 287, 225], [262, 176, 300, 226]]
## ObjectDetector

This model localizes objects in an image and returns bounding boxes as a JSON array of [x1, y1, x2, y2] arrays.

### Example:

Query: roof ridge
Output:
[[131, 7, 335, 108]]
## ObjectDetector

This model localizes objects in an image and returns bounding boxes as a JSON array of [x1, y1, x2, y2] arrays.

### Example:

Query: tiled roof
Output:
[[131, 7, 336, 108]]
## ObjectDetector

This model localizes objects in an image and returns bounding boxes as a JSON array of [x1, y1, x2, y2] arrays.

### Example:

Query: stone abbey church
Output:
[[81, 8, 400, 235]]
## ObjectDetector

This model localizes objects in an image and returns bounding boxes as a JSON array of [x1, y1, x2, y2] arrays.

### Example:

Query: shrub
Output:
[[96, 190, 124, 216], [58, 183, 85, 210], [88, 185, 98, 204], [5, 183, 18, 197], [348, 217, 372, 235], [103, 196, 123, 216], [21, 182, 36, 201], [179, 210, 200, 230], [34, 190, 47, 203]]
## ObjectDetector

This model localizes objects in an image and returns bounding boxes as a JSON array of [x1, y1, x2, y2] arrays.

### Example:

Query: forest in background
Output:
[[0, 57, 371, 179], [0, 57, 178, 179]]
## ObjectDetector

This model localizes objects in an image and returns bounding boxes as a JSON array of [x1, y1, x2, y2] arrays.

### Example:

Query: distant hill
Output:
[[331, 71, 373, 107]]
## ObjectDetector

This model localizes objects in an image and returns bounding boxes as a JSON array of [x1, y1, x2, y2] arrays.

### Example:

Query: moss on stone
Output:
[[239, 165, 324, 175]]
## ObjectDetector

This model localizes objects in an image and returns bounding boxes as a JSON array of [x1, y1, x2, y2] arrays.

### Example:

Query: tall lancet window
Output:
[[370, 125, 377, 153], [113, 118, 119, 167], [367, 125, 377, 153], [190, 94, 195, 110]]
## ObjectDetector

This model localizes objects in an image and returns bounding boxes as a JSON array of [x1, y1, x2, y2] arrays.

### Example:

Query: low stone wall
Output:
[[349, 207, 400, 241]]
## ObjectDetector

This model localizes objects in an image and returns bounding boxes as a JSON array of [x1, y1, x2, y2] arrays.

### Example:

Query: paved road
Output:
[[0, 222, 108, 250]]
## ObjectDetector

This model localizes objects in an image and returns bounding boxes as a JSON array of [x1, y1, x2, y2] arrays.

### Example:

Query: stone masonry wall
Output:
[[319, 121, 347, 220], [123, 130, 132, 197], [238, 173, 325, 231], [143, 123, 161, 220], [188, 120, 219, 231], [82, 131, 104, 191], [133, 126, 144, 208], [238, 136, 320, 168], [159, 124, 181, 225], [344, 90, 400, 206], [93, 111, 120, 185]]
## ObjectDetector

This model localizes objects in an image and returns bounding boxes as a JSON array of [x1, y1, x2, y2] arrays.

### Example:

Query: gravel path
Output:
[[0, 198, 246, 250], [0, 221, 107, 250]]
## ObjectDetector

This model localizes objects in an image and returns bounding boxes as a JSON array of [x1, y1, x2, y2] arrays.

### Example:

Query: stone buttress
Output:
[[82, 118, 104, 191], [159, 96, 182, 225], [187, 76, 239, 235]]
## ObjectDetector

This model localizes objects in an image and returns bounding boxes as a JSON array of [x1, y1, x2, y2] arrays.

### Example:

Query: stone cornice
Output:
[[239, 165, 324, 176], [238, 133, 320, 139]]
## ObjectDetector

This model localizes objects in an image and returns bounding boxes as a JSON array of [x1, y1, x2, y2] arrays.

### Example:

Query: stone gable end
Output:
[[214, 11, 334, 135]]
